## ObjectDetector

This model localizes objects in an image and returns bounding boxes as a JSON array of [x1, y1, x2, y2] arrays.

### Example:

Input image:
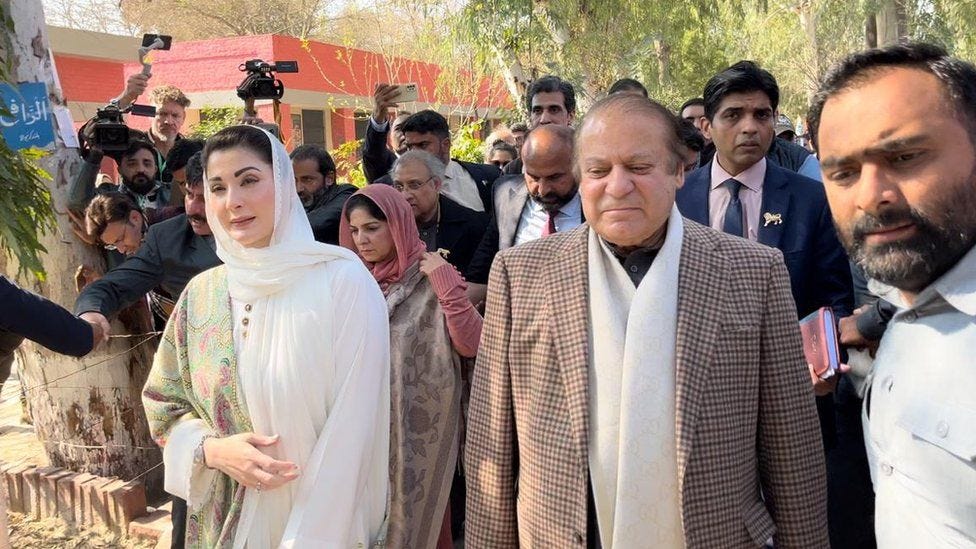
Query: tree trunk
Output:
[[654, 38, 671, 88], [865, 12, 878, 48], [3, 0, 162, 495], [797, 0, 821, 104], [875, 0, 908, 46]]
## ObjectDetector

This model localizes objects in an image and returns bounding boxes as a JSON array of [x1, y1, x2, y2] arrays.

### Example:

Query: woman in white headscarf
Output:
[[143, 125, 390, 548]]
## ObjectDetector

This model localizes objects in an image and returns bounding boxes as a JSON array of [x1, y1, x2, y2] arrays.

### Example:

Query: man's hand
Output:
[[371, 83, 401, 124], [203, 433, 300, 491], [239, 112, 265, 125], [809, 363, 851, 396], [118, 73, 150, 107], [839, 305, 878, 352], [79, 312, 111, 350]]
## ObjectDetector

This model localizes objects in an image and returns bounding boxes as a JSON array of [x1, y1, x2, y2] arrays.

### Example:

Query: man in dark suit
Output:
[[466, 124, 582, 291], [676, 61, 853, 320], [75, 151, 220, 342], [391, 150, 487, 273], [675, 60, 855, 546], [0, 277, 106, 395], [376, 110, 500, 215], [290, 144, 357, 245], [362, 83, 409, 183]]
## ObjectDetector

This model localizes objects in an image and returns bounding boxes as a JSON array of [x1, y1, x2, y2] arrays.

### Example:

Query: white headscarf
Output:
[[203, 126, 390, 548], [204, 125, 360, 301]]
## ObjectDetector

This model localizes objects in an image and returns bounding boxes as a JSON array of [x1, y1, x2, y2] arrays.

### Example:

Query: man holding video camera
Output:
[[116, 74, 190, 158]]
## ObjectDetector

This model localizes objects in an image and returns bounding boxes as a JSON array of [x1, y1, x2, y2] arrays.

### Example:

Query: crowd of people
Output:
[[2, 39, 975, 548]]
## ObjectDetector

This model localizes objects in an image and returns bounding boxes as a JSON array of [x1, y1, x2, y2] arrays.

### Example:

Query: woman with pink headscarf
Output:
[[340, 184, 482, 549]]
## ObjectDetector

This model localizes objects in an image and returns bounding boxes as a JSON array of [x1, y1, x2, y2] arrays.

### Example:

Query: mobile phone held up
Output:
[[393, 83, 419, 103]]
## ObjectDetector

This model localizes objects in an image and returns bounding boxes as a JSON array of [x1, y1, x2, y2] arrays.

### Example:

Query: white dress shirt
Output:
[[707, 157, 766, 241], [442, 160, 485, 212], [514, 193, 582, 246]]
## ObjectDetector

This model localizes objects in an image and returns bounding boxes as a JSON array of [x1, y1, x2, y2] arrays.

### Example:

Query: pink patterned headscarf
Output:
[[339, 184, 427, 294]]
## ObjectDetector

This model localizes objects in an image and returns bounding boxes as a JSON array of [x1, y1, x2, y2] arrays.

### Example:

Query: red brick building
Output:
[[49, 26, 512, 150]]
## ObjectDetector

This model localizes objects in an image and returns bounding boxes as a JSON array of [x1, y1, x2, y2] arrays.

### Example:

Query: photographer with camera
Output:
[[115, 75, 190, 159]]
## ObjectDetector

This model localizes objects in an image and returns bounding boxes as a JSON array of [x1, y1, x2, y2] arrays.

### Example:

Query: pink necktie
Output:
[[542, 211, 557, 237]]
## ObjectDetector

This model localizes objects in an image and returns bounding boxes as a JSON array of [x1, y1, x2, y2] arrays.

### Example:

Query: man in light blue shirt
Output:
[[811, 41, 976, 546]]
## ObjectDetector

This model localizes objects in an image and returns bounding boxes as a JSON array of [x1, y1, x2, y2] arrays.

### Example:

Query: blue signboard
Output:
[[0, 82, 55, 150]]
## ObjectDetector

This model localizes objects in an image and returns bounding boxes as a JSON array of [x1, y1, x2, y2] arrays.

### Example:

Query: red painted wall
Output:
[[53, 33, 511, 150], [54, 54, 125, 104]]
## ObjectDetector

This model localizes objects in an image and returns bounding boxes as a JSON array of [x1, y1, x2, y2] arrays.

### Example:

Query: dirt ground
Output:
[[1, 373, 154, 548]]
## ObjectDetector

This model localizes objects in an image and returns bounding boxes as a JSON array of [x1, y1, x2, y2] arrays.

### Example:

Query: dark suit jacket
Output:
[[361, 120, 397, 183], [307, 183, 357, 245], [434, 195, 489, 274], [74, 214, 221, 317], [677, 161, 854, 318], [375, 159, 501, 214], [466, 174, 528, 284], [466, 221, 829, 547], [2, 277, 93, 357]]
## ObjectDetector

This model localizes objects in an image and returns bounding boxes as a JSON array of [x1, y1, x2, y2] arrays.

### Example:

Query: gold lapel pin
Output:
[[763, 212, 783, 226]]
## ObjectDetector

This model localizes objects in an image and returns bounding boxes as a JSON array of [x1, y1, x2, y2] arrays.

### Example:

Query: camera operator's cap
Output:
[[775, 114, 795, 137]]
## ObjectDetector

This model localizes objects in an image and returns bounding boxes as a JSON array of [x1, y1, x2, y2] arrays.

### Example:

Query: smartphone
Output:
[[394, 83, 419, 102], [141, 34, 173, 50]]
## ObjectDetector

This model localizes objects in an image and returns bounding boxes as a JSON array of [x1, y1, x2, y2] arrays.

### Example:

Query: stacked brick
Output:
[[0, 460, 172, 543]]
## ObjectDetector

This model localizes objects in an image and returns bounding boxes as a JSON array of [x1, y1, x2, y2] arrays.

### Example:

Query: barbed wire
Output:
[[22, 333, 159, 394], [41, 439, 159, 451]]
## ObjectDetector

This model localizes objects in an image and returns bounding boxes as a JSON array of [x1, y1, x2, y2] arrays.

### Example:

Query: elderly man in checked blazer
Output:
[[465, 93, 828, 548]]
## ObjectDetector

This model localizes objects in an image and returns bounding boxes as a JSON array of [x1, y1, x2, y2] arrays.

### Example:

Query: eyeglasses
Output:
[[392, 176, 435, 192], [103, 219, 144, 251]]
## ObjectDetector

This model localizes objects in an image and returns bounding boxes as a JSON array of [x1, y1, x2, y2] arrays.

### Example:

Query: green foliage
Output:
[[189, 107, 245, 139], [453, 0, 976, 116], [330, 138, 367, 187], [0, 6, 56, 280], [451, 120, 486, 163]]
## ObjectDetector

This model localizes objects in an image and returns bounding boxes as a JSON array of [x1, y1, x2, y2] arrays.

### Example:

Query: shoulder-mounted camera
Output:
[[236, 59, 299, 101], [78, 102, 156, 158]]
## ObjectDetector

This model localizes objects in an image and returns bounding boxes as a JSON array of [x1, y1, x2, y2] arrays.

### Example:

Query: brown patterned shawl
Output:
[[384, 262, 462, 549]]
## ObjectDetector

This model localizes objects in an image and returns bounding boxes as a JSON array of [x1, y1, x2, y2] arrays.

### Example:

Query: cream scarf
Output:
[[586, 205, 685, 548]]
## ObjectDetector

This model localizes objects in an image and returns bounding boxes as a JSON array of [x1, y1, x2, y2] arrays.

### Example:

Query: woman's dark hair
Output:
[[344, 194, 387, 222], [702, 61, 779, 120], [202, 125, 273, 169]]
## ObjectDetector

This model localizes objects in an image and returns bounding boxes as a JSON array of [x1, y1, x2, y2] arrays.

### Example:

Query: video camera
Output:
[[80, 102, 156, 154], [236, 59, 299, 101]]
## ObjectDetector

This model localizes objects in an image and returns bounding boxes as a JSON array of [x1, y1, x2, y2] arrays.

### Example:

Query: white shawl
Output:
[[209, 127, 390, 548], [586, 205, 685, 548]]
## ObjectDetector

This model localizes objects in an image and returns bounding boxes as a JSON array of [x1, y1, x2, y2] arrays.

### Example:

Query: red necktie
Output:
[[542, 211, 557, 237]]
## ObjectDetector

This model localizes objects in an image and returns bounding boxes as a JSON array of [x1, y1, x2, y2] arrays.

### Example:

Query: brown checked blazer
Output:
[[464, 219, 829, 548]]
